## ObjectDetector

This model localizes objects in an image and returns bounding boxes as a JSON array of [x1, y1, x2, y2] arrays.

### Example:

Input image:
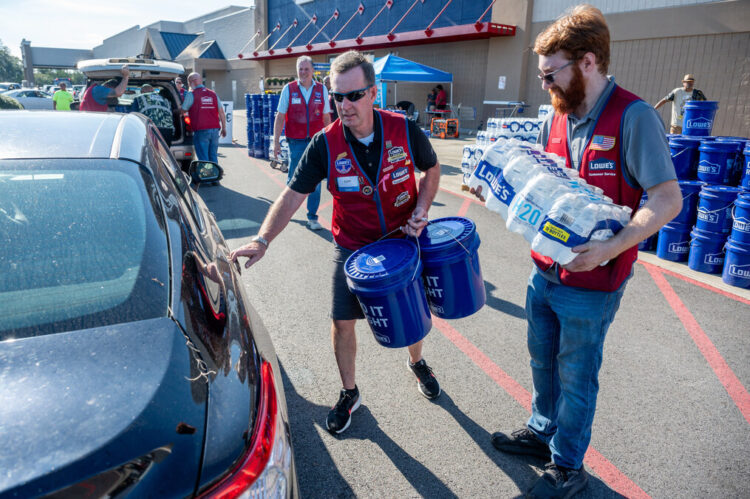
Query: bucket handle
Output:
[[376, 219, 474, 282], [671, 146, 691, 159], [699, 201, 735, 215]]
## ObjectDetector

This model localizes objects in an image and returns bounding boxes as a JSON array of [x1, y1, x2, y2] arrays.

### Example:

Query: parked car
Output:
[[77, 57, 194, 169], [1, 89, 54, 109], [0, 82, 21, 91], [0, 111, 298, 498], [72, 84, 86, 99]]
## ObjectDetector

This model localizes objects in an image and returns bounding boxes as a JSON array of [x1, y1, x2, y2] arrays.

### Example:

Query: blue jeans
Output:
[[193, 128, 220, 163], [525, 266, 628, 469], [287, 138, 320, 221]]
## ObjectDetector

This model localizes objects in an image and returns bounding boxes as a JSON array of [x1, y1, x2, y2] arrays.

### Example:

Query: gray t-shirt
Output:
[[538, 77, 675, 191]]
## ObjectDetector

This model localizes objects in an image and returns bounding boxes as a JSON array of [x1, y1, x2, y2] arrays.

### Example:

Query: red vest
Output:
[[188, 87, 221, 131], [531, 85, 644, 292], [79, 85, 109, 112], [284, 81, 326, 139], [324, 110, 418, 250]]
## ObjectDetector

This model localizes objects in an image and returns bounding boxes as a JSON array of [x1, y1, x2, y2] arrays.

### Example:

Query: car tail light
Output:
[[184, 115, 192, 132], [199, 360, 292, 499]]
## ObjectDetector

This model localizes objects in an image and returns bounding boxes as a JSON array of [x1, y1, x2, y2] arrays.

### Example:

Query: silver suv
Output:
[[77, 57, 194, 169]]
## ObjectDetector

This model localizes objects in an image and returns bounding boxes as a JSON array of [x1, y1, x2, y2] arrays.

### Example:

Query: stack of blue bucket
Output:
[[245, 94, 255, 156], [251, 94, 264, 157], [655, 100, 750, 288]]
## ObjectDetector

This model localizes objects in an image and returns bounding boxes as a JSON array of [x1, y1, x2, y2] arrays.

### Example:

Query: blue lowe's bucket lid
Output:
[[670, 136, 702, 147], [700, 185, 742, 198], [684, 100, 719, 110], [715, 135, 748, 143], [345, 239, 419, 287], [726, 237, 750, 253], [699, 140, 740, 152], [678, 179, 704, 193], [419, 217, 474, 248]]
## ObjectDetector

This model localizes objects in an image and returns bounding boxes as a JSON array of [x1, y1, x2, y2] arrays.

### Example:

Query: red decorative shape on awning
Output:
[[330, 4, 365, 48], [248, 22, 515, 61]]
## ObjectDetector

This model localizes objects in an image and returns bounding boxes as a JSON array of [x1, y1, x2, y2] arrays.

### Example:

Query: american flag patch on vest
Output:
[[590, 135, 616, 151]]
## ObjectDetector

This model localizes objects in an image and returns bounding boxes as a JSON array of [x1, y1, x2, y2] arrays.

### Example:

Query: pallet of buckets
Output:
[[640, 100, 750, 289], [245, 93, 289, 170]]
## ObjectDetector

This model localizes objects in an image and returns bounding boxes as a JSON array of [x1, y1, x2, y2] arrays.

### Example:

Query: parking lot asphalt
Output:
[[203, 118, 750, 498]]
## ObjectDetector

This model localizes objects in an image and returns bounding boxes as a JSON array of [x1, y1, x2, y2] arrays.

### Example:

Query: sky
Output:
[[0, 0, 254, 58]]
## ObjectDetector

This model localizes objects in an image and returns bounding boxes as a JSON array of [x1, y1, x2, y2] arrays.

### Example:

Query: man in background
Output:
[[79, 65, 129, 112], [272, 56, 331, 231], [654, 74, 707, 134], [132, 83, 175, 145], [52, 82, 74, 111], [182, 72, 226, 163]]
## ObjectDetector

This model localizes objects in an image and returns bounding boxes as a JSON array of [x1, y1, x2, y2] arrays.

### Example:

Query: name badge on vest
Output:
[[337, 176, 360, 192], [291, 97, 302, 105]]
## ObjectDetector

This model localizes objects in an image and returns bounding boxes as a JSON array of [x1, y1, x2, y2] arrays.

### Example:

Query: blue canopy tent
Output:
[[373, 54, 453, 112]]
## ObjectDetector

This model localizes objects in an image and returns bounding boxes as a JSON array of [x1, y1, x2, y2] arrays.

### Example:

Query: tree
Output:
[[33, 69, 85, 86], [0, 39, 23, 82], [0, 94, 23, 110]]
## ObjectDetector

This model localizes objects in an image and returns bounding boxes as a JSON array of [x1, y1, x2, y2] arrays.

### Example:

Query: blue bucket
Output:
[[637, 194, 657, 250], [696, 185, 741, 234], [657, 222, 691, 261], [722, 238, 750, 288], [731, 192, 750, 244], [742, 144, 750, 190], [682, 101, 719, 136], [673, 180, 703, 225], [688, 227, 726, 274], [697, 140, 739, 185], [418, 217, 485, 319], [345, 239, 431, 348], [669, 136, 702, 179]]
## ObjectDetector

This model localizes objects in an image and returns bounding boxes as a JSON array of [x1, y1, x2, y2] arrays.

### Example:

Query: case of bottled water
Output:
[[467, 138, 634, 264]]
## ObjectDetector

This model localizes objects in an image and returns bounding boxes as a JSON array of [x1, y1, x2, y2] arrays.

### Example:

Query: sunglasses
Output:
[[538, 61, 574, 84], [331, 85, 373, 103]]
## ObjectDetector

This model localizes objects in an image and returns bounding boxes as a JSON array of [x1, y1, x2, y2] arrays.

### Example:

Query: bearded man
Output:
[[481, 5, 682, 498]]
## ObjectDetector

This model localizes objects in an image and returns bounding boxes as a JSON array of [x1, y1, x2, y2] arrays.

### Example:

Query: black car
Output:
[[0, 111, 297, 497]]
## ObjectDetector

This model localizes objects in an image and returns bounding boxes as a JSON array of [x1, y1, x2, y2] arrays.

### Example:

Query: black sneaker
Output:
[[408, 359, 441, 399], [526, 462, 589, 498], [491, 428, 551, 461], [325, 386, 361, 434]]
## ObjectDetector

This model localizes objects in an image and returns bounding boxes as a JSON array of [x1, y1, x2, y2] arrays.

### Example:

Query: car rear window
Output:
[[0, 160, 170, 339]]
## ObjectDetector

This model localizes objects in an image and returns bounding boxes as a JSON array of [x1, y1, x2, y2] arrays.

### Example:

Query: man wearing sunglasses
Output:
[[231, 50, 442, 435], [273, 56, 332, 231], [478, 5, 682, 498]]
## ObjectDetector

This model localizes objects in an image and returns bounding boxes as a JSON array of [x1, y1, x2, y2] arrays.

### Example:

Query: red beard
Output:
[[549, 65, 586, 115]]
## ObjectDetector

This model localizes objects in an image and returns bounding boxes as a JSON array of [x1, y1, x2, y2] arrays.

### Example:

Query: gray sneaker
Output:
[[307, 219, 323, 230], [526, 463, 589, 498]]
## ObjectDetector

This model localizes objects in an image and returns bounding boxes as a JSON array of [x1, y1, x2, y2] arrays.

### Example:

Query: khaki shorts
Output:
[[670, 125, 682, 134]]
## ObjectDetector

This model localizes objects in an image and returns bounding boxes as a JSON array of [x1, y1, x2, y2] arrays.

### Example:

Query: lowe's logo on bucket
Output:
[[698, 160, 720, 174], [704, 252, 724, 265], [686, 117, 712, 129], [698, 208, 719, 224], [728, 264, 750, 278], [734, 217, 750, 233], [668, 242, 689, 253]]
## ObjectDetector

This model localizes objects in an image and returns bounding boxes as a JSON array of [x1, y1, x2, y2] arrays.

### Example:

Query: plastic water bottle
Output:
[[469, 144, 517, 219], [507, 173, 576, 242]]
